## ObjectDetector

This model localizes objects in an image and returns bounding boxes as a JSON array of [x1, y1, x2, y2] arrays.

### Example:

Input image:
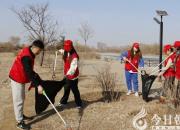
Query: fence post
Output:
[[149, 60, 151, 67]]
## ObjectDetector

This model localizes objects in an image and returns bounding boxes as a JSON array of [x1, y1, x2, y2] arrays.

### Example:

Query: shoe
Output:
[[16, 120, 30, 130], [23, 114, 33, 121], [126, 91, 132, 96], [58, 103, 67, 108], [135, 92, 139, 97], [76, 106, 83, 109]]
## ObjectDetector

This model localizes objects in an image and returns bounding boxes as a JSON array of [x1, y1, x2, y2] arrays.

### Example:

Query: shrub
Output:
[[94, 64, 120, 102]]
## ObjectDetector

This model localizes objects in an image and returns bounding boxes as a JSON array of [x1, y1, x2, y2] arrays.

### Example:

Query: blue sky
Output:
[[0, 0, 180, 46]]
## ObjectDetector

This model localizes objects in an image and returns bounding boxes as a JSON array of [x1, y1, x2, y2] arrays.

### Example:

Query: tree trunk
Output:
[[40, 49, 45, 66], [85, 40, 87, 54]]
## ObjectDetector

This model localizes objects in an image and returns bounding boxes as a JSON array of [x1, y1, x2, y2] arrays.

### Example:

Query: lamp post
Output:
[[153, 10, 168, 72]]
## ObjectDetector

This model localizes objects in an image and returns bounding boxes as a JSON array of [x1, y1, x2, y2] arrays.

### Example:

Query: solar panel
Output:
[[156, 10, 168, 16]]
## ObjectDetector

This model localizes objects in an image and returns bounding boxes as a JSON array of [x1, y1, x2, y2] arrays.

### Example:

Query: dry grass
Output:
[[0, 42, 22, 52], [1, 52, 180, 130], [78, 52, 100, 60], [97, 43, 160, 55]]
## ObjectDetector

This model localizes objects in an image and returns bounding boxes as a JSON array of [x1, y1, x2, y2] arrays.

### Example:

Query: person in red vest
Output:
[[57, 40, 82, 108], [158, 44, 176, 103], [173, 41, 180, 107], [120, 42, 144, 97], [9, 40, 44, 129]]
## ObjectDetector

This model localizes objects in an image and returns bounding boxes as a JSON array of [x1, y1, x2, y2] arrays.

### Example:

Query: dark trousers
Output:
[[60, 78, 82, 106]]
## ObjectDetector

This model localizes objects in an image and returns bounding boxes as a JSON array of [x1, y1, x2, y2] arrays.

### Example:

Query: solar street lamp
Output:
[[153, 10, 168, 72]]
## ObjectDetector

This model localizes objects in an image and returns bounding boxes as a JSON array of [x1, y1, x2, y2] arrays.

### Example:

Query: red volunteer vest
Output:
[[9, 47, 34, 83], [163, 53, 176, 78], [175, 55, 180, 80], [125, 50, 140, 72], [64, 52, 79, 80]]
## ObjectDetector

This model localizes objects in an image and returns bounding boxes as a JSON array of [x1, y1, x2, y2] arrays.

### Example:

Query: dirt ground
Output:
[[0, 52, 179, 130]]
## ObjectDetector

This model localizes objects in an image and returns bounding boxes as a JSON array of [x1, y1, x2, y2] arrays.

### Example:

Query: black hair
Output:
[[32, 40, 44, 49], [130, 47, 142, 59], [169, 48, 174, 53], [63, 46, 79, 60], [177, 47, 180, 55]]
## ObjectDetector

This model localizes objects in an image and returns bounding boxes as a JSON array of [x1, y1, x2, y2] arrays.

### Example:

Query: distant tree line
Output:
[[97, 42, 159, 55], [0, 38, 159, 55]]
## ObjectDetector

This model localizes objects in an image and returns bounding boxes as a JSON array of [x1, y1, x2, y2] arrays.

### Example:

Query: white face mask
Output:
[[177, 49, 180, 55]]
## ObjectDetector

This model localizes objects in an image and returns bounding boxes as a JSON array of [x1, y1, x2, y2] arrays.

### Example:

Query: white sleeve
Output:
[[58, 49, 64, 55], [162, 59, 173, 71], [66, 58, 78, 75]]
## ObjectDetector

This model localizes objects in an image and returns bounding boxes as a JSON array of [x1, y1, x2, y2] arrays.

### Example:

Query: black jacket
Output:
[[21, 47, 42, 87]]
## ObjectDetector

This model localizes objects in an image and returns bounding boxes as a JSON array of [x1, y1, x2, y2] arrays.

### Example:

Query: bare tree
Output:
[[78, 22, 93, 52], [12, 3, 63, 66], [9, 36, 21, 45], [94, 64, 120, 102]]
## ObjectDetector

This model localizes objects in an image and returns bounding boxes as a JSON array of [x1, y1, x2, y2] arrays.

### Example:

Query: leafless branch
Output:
[[78, 22, 94, 52], [11, 3, 64, 66], [94, 64, 120, 102]]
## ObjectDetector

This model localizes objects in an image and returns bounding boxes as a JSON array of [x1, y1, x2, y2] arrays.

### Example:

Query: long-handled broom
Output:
[[42, 90, 72, 130]]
